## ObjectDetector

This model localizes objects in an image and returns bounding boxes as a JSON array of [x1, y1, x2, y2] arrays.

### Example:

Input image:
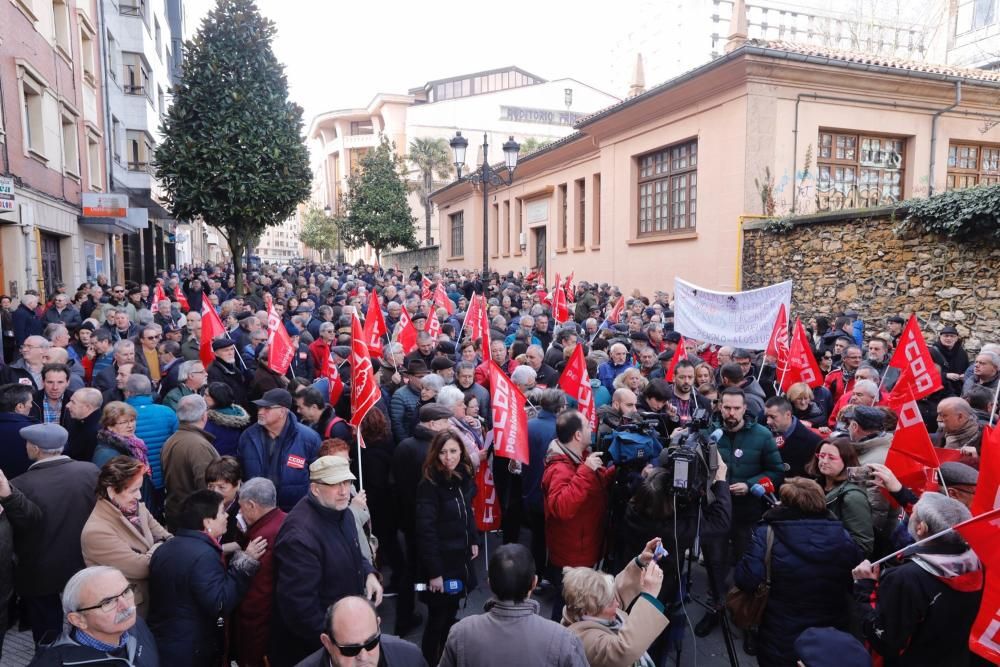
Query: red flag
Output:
[[325, 362, 344, 406], [888, 315, 943, 401], [969, 571, 1000, 663], [172, 285, 190, 313], [952, 508, 998, 662], [350, 314, 380, 428], [395, 308, 418, 355], [433, 283, 455, 315], [885, 398, 941, 492], [199, 303, 227, 369], [421, 276, 432, 301], [665, 335, 688, 383], [152, 282, 169, 311], [559, 344, 597, 432], [425, 313, 441, 339], [489, 360, 530, 464], [264, 294, 295, 375], [764, 303, 790, 373], [464, 293, 485, 343], [607, 295, 625, 326], [780, 319, 823, 392], [361, 291, 387, 359], [563, 272, 575, 303], [972, 425, 1000, 516], [552, 272, 570, 324], [472, 458, 502, 531]]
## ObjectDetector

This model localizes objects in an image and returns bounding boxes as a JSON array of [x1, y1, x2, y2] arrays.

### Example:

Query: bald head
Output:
[[67, 388, 102, 419], [937, 397, 976, 434], [612, 388, 638, 418], [321, 596, 380, 666]]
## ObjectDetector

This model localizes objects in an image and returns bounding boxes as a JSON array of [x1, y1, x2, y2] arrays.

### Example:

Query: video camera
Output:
[[657, 408, 721, 503]]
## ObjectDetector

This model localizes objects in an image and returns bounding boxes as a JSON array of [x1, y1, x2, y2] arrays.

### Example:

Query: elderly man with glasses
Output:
[[28, 565, 158, 665]]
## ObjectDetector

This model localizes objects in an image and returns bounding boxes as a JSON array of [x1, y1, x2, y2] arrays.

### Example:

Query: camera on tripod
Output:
[[658, 408, 721, 502]]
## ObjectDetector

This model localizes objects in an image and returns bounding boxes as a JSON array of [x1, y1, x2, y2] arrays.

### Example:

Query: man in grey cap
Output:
[[939, 461, 978, 509], [12, 423, 99, 645], [238, 388, 322, 512]]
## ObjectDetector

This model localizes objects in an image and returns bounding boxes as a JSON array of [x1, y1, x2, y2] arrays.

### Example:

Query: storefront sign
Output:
[[500, 106, 584, 127], [526, 199, 548, 224], [82, 193, 129, 218], [0, 177, 15, 211]]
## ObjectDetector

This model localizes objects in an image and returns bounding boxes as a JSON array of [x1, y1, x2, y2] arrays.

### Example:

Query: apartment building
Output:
[[0, 0, 109, 296], [101, 0, 182, 283]]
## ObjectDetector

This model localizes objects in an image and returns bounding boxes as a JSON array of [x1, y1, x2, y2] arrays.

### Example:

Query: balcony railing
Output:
[[128, 161, 153, 174], [119, 3, 144, 18], [124, 84, 145, 96]]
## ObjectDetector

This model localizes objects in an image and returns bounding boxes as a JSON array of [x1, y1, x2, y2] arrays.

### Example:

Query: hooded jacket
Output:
[[237, 411, 322, 512], [854, 544, 983, 666], [542, 440, 613, 568], [734, 506, 863, 666], [204, 405, 251, 457]]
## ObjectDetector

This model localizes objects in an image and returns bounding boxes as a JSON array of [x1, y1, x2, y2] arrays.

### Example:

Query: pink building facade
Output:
[[431, 39, 1000, 294], [0, 0, 107, 295]]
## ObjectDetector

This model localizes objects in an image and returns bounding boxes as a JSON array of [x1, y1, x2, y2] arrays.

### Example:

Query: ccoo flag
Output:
[[361, 290, 387, 359], [349, 313, 380, 427], [489, 361, 530, 464], [559, 344, 597, 432], [264, 294, 295, 376], [780, 319, 823, 392], [888, 314, 942, 401]]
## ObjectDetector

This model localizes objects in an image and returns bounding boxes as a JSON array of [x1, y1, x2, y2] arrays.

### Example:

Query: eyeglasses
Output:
[[114, 418, 137, 427], [332, 631, 381, 657], [76, 584, 135, 613], [144, 335, 162, 341], [816, 452, 841, 461]]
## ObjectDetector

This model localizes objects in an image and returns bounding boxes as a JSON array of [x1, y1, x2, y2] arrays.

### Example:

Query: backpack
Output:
[[607, 430, 663, 465], [324, 416, 350, 439]]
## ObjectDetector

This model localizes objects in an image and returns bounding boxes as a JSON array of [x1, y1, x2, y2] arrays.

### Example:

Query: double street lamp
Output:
[[449, 132, 520, 276]]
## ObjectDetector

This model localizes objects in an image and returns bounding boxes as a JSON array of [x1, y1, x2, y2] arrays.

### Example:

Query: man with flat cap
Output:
[[271, 456, 382, 667], [207, 337, 250, 408], [238, 388, 322, 512], [12, 423, 99, 645], [390, 360, 428, 444]]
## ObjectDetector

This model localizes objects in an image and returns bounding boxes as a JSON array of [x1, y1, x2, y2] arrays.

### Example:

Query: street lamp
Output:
[[449, 131, 520, 276]]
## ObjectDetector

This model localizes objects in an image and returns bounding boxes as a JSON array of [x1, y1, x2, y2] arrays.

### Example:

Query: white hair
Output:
[[436, 385, 466, 408], [240, 477, 277, 509], [62, 565, 123, 618], [176, 394, 208, 424]]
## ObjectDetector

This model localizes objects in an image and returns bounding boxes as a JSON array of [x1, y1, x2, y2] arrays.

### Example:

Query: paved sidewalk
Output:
[[1, 630, 34, 667]]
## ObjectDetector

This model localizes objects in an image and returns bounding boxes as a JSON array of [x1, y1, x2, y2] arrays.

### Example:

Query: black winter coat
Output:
[[148, 529, 259, 667], [734, 507, 862, 666], [207, 358, 250, 410], [270, 495, 377, 667], [0, 411, 38, 479], [392, 424, 436, 532], [415, 468, 480, 586], [12, 457, 99, 597]]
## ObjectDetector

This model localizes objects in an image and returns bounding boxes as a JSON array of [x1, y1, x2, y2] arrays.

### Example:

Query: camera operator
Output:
[[641, 364, 714, 437], [696, 387, 783, 655], [596, 388, 639, 447], [622, 455, 732, 663]]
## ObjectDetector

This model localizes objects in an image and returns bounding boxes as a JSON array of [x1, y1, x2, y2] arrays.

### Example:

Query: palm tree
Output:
[[407, 137, 453, 247]]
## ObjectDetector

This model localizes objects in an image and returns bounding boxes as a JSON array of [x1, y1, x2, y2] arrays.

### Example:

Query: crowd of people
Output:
[[0, 260, 994, 667]]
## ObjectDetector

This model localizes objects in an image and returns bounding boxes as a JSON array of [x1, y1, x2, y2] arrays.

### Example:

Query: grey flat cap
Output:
[[20, 423, 69, 451], [940, 461, 979, 486]]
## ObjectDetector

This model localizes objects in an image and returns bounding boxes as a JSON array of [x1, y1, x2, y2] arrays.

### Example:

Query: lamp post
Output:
[[449, 131, 520, 276]]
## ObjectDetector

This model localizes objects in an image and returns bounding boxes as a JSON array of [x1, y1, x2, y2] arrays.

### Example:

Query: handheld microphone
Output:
[[708, 429, 723, 444], [758, 477, 776, 495], [750, 484, 780, 506], [753, 477, 781, 506]]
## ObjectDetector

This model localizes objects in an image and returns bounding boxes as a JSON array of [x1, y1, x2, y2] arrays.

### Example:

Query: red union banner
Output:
[[665, 335, 688, 383], [764, 303, 790, 373], [954, 508, 1000, 663], [350, 313, 379, 427], [425, 312, 441, 339], [559, 344, 597, 432], [433, 283, 455, 315], [199, 303, 227, 369], [472, 458, 502, 531], [888, 314, 942, 401], [264, 294, 294, 375], [489, 361, 529, 464], [395, 307, 418, 355], [362, 290, 386, 358], [780, 318, 823, 392]]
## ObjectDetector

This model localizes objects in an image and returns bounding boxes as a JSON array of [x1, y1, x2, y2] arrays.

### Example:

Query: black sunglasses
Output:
[[333, 631, 380, 657]]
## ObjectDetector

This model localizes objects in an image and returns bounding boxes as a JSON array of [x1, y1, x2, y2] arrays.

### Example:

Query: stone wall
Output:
[[381, 245, 440, 273], [741, 209, 1000, 349]]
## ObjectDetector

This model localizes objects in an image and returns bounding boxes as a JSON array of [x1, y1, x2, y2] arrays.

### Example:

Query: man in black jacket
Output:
[[64, 388, 103, 462], [764, 396, 823, 479], [12, 423, 99, 645], [294, 596, 426, 667], [271, 456, 382, 667]]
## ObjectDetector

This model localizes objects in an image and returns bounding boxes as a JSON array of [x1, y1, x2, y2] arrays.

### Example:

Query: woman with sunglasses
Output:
[[148, 489, 266, 667], [805, 438, 874, 557], [415, 429, 481, 665]]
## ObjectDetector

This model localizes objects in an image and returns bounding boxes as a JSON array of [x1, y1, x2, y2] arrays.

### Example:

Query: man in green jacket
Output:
[[695, 387, 783, 655]]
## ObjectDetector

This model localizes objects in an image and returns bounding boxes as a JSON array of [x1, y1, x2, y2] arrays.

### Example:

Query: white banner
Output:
[[673, 278, 792, 349]]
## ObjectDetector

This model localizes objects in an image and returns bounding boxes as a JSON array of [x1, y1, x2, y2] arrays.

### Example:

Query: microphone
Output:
[[753, 476, 780, 506], [708, 429, 723, 444], [759, 477, 777, 495], [750, 484, 780, 507]]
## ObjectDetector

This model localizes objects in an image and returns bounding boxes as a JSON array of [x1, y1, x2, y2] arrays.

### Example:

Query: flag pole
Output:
[[871, 525, 957, 566], [990, 379, 1000, 426], [355, 429, 364, 491], [936, 468, 949, 496]]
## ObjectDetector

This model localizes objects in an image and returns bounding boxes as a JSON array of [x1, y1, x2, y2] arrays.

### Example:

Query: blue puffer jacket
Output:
[[126, 395, 179, 489], [237, 412, 321, 511], [734, 507, 863, 666], [523, 410, 558, 512]]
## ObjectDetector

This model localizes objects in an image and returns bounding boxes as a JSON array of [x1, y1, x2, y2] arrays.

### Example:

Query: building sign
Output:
[[0, 177, 15, 212], [526, 199, 548, 224], [500, 106, 584, 127], [82, 193, 129, 218]]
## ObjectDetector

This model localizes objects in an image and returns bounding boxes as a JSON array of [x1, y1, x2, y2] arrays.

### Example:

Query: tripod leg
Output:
[[700, 551, 741, 667]]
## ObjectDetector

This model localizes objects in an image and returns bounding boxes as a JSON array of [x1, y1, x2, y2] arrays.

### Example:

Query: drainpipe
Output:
[[929, 81, 962, 196]]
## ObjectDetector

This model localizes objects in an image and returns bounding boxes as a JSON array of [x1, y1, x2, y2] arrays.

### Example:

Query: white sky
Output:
[[184, 0, 636, 124]]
